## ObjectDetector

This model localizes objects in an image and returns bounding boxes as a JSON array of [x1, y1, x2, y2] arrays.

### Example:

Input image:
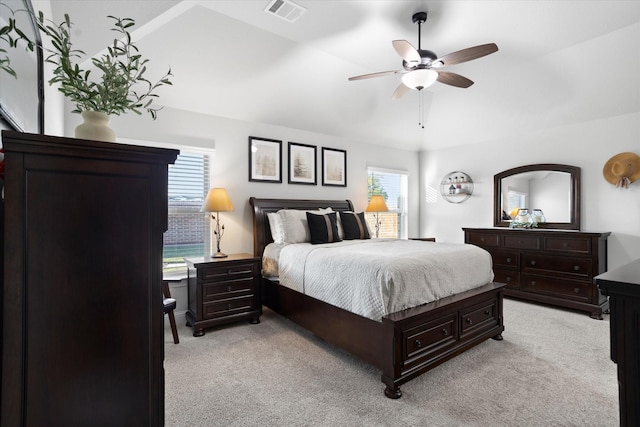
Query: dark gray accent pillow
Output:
[[306, 212, 341, 244], [340, 211, 371, 240]]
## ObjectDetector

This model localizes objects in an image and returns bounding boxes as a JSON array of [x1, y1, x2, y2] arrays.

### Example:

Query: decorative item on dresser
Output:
[[185, 254, 262, 337], [595, 259, 640, 426], [464, 228, 610, 319], [1, 130, 178, 425]]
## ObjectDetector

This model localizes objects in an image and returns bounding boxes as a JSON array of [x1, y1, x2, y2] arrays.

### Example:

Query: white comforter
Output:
[[266, 239, 494, 321]]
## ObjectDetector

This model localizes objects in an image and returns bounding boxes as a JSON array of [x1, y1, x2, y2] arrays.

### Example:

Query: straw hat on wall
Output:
[[603, 152, 640, 189]]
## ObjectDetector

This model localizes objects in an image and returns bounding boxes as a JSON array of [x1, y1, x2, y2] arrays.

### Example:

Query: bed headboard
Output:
[[249, 197, 354, 257]]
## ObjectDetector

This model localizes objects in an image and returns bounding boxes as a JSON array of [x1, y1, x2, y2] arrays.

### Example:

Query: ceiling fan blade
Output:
[[392, 40, 420, 64], [436, 71, 474, 88], [391, 83, 410, 100], [348, 70, 399, 81], [434, 43, 498, 67]]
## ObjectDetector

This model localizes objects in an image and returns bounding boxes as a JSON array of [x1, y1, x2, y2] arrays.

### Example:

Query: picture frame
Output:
[[288, 142, 317, 185], [321, 147, 347, 187], [249, 136, 282, 183]]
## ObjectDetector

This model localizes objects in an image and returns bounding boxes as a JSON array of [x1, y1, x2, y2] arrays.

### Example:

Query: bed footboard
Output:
[[380, 282, 505, 398]]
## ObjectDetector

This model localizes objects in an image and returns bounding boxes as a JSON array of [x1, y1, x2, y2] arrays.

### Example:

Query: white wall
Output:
[[106, 107, 421, 257], [419, 112, 640, 270]]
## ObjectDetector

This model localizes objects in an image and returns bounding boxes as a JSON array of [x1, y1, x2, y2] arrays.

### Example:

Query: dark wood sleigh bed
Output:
[[250, 197, 505, 398]]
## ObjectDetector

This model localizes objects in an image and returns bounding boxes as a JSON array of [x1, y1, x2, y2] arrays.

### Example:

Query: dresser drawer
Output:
[[203, 279, 256, 301], [466, 232, 500, 247], [503, 234, 540, 250], [543, 237, 591, 254], [522, 254, 592, 277], [402, 314, 457, 368], [202, 295, 256, 319], [522, 275, 592, 302], [494, 268, 520, 289], [199, 262, 257, 282], [489, 250, 519, 269], [460, 300, 498, 337]]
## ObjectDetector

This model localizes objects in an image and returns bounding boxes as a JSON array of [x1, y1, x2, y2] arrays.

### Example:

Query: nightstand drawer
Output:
[[203, 279, 255, 301], [203, 295, 256, 319], [199, 262, 257, 282]]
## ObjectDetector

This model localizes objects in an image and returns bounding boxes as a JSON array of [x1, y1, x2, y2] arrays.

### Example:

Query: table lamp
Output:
[[201, 188, 234, 258], [366, 195, 389, 238]]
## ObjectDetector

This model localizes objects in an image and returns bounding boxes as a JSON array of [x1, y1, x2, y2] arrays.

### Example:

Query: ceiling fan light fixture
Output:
[[401, 69, 438, 90]]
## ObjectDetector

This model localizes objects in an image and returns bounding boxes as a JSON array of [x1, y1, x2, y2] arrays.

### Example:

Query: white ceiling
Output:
[[43, 0, 640, 151]]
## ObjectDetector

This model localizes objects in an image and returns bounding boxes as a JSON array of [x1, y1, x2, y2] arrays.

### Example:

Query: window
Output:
[[366, 167, 408, 239], [163, 152, 211, 273], [507, 189, 526, 218]]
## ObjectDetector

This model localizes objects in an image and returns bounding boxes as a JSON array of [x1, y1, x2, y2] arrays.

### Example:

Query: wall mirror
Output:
[[493, 164, 580, 230]]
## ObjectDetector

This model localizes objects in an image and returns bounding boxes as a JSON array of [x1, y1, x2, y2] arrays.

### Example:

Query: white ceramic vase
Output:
[[74, 111, 116, 142]]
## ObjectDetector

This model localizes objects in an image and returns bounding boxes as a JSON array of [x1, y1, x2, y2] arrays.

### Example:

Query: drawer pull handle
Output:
[[480, 237, 485, 242], [441, 328, 448, 336], [506, 257, 512, 263], [484, 309, 491, 316], [531, 281, 537, 286], [574, 288, 580, 294], [530, 260, 536, 266], [227, 285, 232, 292], [414, 339, 422, 348], [574, 265, 580, 271], [227, 304, 232, 310], [563, 242, 568, 247], [465, 318, 473, 325], [506, 276, 512, 282]]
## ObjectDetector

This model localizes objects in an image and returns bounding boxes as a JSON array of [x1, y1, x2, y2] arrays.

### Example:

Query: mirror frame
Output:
[[493, 163, 581, 230]]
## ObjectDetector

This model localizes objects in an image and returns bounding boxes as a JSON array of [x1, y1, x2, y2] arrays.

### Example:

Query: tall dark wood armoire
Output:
[[1, 131, 178, 426]]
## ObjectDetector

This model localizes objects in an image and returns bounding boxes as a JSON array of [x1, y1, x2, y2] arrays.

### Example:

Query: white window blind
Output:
[[367, 167, 409, 239], [163, 152, 211, 273]]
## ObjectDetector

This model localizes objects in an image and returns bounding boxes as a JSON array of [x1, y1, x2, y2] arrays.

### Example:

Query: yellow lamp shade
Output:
[[366, 195, 389, 212], [201, 188, 234, 212]]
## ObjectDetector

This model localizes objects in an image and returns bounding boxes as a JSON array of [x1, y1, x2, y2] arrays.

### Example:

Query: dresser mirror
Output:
[[493, 164, 581, 230]]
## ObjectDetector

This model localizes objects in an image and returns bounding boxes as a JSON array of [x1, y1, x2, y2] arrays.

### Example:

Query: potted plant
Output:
[[33, 11, 173, 141]]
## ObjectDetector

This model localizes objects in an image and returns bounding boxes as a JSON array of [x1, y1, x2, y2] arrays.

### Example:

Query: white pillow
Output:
[[278, 208, 332, 243], [267, 212, 285, 243]]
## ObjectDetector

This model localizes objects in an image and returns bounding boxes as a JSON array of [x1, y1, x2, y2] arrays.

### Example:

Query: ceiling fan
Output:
[[348, 12, 498, 100]]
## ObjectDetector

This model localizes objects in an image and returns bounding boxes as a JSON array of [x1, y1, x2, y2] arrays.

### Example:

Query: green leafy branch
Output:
[[34, 12, 172, 119], [0, 4, 35, 78]]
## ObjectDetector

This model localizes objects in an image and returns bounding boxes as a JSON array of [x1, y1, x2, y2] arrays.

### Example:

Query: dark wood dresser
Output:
[[464, 228, 610, 318], [1, 131, 177, 426], [186, 253, 262, 336], [595, 259, 640, 427]]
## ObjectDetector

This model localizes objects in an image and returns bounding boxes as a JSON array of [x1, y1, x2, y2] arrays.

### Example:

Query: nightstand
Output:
[[185, 253, 262, 337]]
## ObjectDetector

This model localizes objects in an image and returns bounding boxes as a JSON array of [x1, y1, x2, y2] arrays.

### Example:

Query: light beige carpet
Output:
[[164, 298, 618, 426]]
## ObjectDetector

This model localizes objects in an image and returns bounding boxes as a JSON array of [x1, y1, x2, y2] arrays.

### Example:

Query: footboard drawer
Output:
[[460, 299, 499, 338], [402, 314, 458, 369]]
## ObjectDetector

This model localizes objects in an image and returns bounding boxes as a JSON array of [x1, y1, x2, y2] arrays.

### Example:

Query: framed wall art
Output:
[[288, 142, 317, 185], [249, 136, 282, 183], [322, 147, 347, 187]]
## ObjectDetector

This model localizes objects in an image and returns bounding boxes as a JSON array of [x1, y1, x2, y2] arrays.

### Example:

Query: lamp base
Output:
[[212, 252, 228, 258]]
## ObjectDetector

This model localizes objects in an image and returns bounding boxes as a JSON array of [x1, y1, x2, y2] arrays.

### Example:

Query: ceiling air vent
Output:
[[264, 0, 307, 23]]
